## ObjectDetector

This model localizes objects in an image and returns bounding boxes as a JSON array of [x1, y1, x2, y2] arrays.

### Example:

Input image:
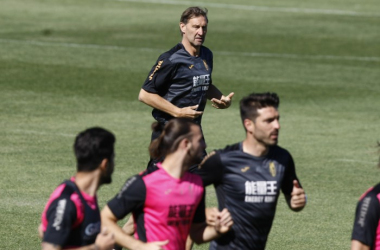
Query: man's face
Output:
[[180, 15, 208, 48], [184, 125, 206, 167], [251, 107, 280, 146]]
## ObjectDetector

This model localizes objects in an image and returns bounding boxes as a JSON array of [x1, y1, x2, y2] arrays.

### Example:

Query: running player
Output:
[[138, 6, 234, 171], [351, 143, 380, 250], [101, 118, 233, 250], [193, 93, 307, 250], [39, 127, 116, 250]]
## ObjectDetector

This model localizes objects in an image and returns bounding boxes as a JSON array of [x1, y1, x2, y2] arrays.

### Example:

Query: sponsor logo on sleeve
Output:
[[117, 176, 137, 199], [358, 197, 371, 227], [149, 60, 164, 80], [52, 199, 67, 231]]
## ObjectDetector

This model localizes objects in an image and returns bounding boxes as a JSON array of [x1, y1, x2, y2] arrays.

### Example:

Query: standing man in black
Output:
[[194, 93, 307, 250], [138, 6, 234, 171]]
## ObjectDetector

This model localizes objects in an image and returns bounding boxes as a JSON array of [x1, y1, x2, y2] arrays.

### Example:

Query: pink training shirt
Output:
[[108, 163, 205, 250]]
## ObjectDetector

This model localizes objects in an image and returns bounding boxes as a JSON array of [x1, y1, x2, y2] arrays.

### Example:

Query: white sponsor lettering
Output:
[[358, 197, 371, 227], [52, 199, 67, 231], [117, 176, 137, 198], [245, 181, 277, 195], [192, 74, 210, 90]]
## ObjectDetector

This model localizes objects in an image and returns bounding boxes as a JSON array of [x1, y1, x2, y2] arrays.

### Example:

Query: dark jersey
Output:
[[41, 179, 100, 248], [193, 142, 301, 250], [351, 183, 380, 249], [107, 163, 206, 250], [142, 43, 213, 125]]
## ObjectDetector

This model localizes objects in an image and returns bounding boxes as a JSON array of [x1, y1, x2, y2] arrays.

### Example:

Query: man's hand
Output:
[[211, 92, 234, 109], [214, 208, 233, 235], [94, 227, 115, 250], [290, 180, 306, 211], [177, 105, 203, 119], [205, 207, 219, 226]]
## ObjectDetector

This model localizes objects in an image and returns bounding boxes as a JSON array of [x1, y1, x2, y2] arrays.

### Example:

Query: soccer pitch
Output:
[[1, 0, 379, 249]]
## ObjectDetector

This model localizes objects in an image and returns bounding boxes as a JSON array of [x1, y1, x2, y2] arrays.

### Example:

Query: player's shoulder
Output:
[[157, 43, 183, 61], [219, 142, 241, 154], [271, 145, 292, 157], [360, 183, 380, 200]]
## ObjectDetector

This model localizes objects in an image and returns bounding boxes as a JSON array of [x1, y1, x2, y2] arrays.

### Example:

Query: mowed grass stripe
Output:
[[113, 0, 380, 17], [1, 38, 380, 62]]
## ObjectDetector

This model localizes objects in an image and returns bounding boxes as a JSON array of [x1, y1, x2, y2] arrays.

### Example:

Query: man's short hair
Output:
[[180, 6, 208, 24], [240, 92, 280, 123], [74, 127, 115, 172]]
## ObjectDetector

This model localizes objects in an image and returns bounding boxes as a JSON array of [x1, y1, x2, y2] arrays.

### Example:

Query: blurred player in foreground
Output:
[[351, 143, 380, 250], [101, 118, 233, 250], [193, 92, 306, 249], [138, 6, 234, 171], [39, 127, 116, 250]]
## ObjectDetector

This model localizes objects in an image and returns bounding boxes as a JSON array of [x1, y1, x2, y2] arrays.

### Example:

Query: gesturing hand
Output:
[[290, 180, 306, 211], [211, 92, 234, 109]]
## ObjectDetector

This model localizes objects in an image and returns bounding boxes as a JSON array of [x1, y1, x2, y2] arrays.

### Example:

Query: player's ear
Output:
[[244, 118, 254, 133], [99, 158, 108, 171], [179, 22, 186, 34]]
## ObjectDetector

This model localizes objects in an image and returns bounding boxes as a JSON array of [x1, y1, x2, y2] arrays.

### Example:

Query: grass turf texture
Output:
[[1, 0, 380, 249]]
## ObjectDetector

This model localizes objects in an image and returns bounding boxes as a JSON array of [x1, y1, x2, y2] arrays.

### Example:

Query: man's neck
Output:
[[242, 138, 269, 157], [181, 40, 200, 57], [161, 153, 187, 179], [74, 171, 99, 196]]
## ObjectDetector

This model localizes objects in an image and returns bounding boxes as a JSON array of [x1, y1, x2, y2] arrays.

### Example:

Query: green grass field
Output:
[[1, 0, 380, 249]]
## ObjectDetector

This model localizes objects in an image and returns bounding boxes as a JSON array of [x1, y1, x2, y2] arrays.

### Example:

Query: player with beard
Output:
[[39, 127, 116, 250], [193, 93, 306, 250], [101, 118, 233, 250]]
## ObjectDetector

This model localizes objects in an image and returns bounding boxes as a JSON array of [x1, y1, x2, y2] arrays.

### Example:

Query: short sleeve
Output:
[[281, 153, 301, 196], [192, 191, 206, 224], [351, 194, 380, 246], [142, 55, 177, 95], [107, 175, 146, 220], [193, 151, 224, 186], [43, 198, 77, 246]]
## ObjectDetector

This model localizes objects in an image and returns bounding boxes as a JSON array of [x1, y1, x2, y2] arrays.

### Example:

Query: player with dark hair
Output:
[[351, 143, 380, 250], [39, 127, 116, 250], [101, 118, 233, 250], [193, 92, 307, 250], [138, 6, 234, 171]]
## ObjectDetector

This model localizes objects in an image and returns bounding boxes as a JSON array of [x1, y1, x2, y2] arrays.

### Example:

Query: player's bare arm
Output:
[[206, 85, 234, 109], [351, 240, 370, 250], [101, 205, 168, 250], [138, 89, 203, 119]]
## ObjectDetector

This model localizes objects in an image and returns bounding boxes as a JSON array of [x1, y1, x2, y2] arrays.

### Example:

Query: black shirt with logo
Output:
[[193, 142, 301, 250], [142, 43, 213, 126]]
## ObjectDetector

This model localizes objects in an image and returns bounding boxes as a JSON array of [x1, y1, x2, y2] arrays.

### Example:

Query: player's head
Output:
[[179, 7, 208, 47], [74, 127, 116, 184], [240, 92, 280, 145], [150, 118, 205, 166]]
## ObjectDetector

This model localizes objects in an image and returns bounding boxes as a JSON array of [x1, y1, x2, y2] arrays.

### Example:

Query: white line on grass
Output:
[[113, 0, 380, 17], [1, 38, 380, 63]]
